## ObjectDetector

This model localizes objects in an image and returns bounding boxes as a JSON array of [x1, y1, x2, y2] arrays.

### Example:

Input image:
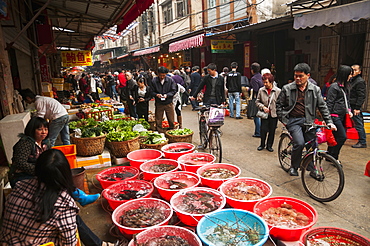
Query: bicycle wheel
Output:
[[208, 129, 222, 163], [301, 152, 345, 202], [199, 117, 208, 149], [278, 133, 293, 172]]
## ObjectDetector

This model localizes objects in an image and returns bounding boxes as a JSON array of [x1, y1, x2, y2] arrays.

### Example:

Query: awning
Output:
[[117, 54, 129, 59], [293, 0, 370, 30], [169, 34, 205, 53], [132, 46, 160, 56], [116, 0, 154, 33]]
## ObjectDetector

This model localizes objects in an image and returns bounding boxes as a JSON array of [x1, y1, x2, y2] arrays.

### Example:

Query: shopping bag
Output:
[[247, 98, 258, 118], [324, 128, 337, 147], [364, 161, 370, 177], [208, 107, 225, 125], [344, 113, 353, 128]]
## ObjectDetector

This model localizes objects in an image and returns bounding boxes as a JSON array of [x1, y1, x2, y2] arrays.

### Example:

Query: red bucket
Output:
[[197, 163, 241, 189], [177, 152, 216, 173], [102, 180, 154, 210], [96, 166, 140, 189], [253, 196, 318, 241], [161, 142, 195, 160], [127, 149, 163, 169], [154, 171, 201, 201], [112, 198, 173, 235], [140, 159, 180, 182], [128, 225, 202, 246], [170, 187, 226, 226], [300, 227, 370, 245], [219, 177, 272, 211]]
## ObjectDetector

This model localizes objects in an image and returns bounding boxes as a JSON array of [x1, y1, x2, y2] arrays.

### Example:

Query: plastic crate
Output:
[[52, 144, 77, 169], [42, 91, 54, 98], [86, 109, 113, 120], [52, 78, 64, 83]]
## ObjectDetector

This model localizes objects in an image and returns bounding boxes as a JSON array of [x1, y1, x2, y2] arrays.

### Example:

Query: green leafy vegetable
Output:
[[143, 132, 167, 144], [106, 130, 139, 142], [167, 128, 193, 136]]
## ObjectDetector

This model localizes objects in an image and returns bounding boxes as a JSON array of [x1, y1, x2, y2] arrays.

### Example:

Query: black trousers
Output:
[[137, 101, 149, 121], [260, 116, 278, 148]]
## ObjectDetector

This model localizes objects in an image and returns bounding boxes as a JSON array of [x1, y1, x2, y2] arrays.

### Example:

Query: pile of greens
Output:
[[167, 128, 193, 136], [106, 131, 139, 142], [81, 126, 103, 138], [69, 118, 98, 130], [142, 132, 167, 144]]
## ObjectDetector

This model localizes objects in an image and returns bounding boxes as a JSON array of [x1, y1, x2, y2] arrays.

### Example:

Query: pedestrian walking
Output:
[[133, 77, 152, 121], [250, 62, 264, 137], [189, 66, 201, 110], [226, 62, 243, 119]]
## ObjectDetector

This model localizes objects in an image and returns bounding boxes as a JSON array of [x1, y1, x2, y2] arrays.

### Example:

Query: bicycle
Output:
[[197, 105, 224, 163], [278, 123, 345, 202]]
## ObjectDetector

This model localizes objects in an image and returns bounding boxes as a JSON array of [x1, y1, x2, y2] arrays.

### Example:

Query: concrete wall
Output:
[[16, 50, 35, 91]]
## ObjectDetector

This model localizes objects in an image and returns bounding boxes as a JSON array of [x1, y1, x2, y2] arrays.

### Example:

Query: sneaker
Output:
[[288, 167, 298, 176], [236, 116, 243, 119], [352, 142, 367, 148], [182, 104, 187, 107]]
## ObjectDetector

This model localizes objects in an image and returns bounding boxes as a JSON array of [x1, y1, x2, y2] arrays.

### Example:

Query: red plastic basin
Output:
[[102, 180, 154, 210], [197, 163, 241, 189], [219, 177, 272, 211], [96, 166, 140, 189], [139, 159, 180, 182], [127, 226, 202, 246], [161, 142, 195, 160], [170, 187, 226, 226], [112, 198, 173, 236], [254, 196, 318, 241], [300, 227, 370, 245], [177, 152, 216, 173], [127, 149, 163, 169], [153, 171, 201, 201]]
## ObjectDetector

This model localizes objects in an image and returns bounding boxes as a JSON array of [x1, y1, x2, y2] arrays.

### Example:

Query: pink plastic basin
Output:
[[102, 180, 154, 210], [197, 163, 241, 189], [96, 166, 140, 189], [177, 152, 216, 173], [219, 177, 272, 211], [126, 149, 163, 169], [112, 198, 173, 236], [128, 226, 202, 246], [254, 196, 318, 241], [154, 171, 201, 201], [161, 142, 195, 160], [139, 159, 180, 182], [300, 227, 370, 245], [170, 187, 226, 226]]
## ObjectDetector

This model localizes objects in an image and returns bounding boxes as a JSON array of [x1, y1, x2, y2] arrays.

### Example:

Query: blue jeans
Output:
[[76, 215, 102, 246], [352, 111, 367, 145], [110, 85, 118, 100], [191, 99, 199, 109], [253, 117, 261, 136], [204, 98, 218, 107], [228, 92, 241, 117], [49, 114, 70, 146], [327, 116, 347, 160]]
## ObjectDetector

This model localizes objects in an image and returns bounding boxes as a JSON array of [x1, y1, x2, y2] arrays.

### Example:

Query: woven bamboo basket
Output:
[[70, 134, 106, 157], [165, 131, 193, 143], [140, 138, 169, 150], [106, 136, 140, 158]]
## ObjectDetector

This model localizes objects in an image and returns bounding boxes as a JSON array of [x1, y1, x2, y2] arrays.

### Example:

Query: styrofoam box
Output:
[[76, 149, 111, 169]]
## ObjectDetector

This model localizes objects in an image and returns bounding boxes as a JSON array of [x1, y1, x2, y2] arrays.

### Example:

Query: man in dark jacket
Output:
[[151, 66, 177, 133], [250, 63, 263, 137], [276, 63, 336, 176], [188, 66, 201, 110], [226, 62, 243, 119], [350, 64, 367, 148], [191, 63, 225, 106]]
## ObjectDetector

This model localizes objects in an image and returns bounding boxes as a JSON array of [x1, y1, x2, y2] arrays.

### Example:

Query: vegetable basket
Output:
[[165, 130, 193, 143], [139, 138, 169, 150], [70, 134, 106, 156], [106, 136, 140, 158]]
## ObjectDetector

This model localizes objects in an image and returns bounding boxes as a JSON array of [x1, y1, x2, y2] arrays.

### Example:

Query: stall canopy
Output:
[[132, 46, 160, 56], [293, 0, 370, 29], [169, 34, 205, 53]]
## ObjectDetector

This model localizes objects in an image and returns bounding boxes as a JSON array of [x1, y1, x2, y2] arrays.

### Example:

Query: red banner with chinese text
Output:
[[61, 50, 93, 67]]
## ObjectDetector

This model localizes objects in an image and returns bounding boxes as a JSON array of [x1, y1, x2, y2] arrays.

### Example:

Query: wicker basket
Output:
[[106, 136, 140, 158], [70, 134, 106, 157], [140, 138, 169, 150], [165, 131, 193, 143]]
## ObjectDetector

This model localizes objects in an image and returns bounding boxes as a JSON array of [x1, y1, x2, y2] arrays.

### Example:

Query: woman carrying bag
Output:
[[255, 73, 281, 152]]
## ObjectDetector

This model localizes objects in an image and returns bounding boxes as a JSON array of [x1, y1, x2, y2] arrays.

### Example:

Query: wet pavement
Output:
[[80, 102, 370, 244]]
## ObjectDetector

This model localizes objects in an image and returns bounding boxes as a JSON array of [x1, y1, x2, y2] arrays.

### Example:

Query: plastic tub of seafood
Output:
[[102, 180, 154, 210], [154, 171, 201, 201], [127, 149, 163, 169], [253, 196, 318, 241], [300, 226, 370, 245], [161, 142, 196, 160], [197, 163, 241, 189], [112, 198, 173, 235], [139, 159, 180, 181], [127, 225, 202, 246], [177, 152, 216, 173], [170, 187, 226, 226], [96, 166, 140, 189], [197, 209, 269, 246], [219, 177, 272, 211]]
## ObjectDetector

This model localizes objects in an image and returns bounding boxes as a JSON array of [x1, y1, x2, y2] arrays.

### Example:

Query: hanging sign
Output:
[[211, 40, 234, 53], [61, 50, 93, 67]]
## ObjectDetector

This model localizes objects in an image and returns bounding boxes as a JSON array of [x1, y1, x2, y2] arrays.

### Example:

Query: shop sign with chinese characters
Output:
[[211, 40, 234, 53], [61, 50, 93, 67]]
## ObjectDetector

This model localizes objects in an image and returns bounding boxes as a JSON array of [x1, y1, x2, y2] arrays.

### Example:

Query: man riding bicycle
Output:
[[276, 63, 337, 176]]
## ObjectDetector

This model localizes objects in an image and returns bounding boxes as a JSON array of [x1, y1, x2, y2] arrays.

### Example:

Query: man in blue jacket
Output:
[[188, 66, 201, 110]]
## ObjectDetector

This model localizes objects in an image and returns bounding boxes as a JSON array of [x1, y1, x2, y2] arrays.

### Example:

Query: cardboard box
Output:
[[76, 150, 111, 169], [41, 82, 52, 92]]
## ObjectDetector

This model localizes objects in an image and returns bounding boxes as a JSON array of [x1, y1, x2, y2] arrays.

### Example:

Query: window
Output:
[[220, 0, 229, 4], [129, 27, 138, 44], [208, 0, 216, 8], [163, 2, 173, 24], [176, 0, 187, 18]]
